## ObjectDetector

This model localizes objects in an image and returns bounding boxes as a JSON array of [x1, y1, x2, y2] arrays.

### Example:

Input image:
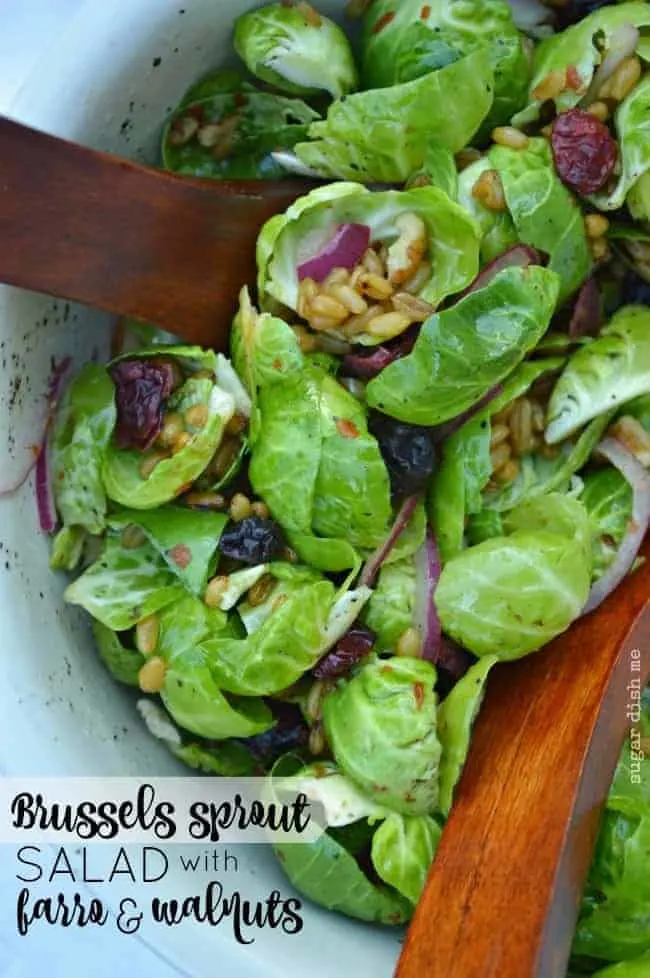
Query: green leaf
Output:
[[406, 144, 458, 200], [50, 525, 86, 572], [108, 506, 227, 597], [437, 656, 498, 815], [580, 468, 634, 579], [162, 644, 275, 740], [360, 0, 528, 131], [205, 580, 335, 695], [162, 91, 320, 181], [179, 68, 256, 106], [51, 364, 116, 534], [259, 182, 480, 324], [103, 353, 236, 509], [591, 75, 650, 211], [323, 655, 441, 815], [428, 358, 565, 561], [233, 2, 358, 98], [514, 3, 650, 125], [456, 158, 518, 265], [586, 955, 650, 978], [370, 813, 441, 905], [366, 265, 560, 425], [274, 762, 392, 827], [364, 559, 416, 652], [64, 535, 185, 630], [489, 139, 592, 303], [92, 620, 145, 686], [546, 306, 650, 444], [435, 530, 591, 660], [294, 50, 494, 182], [273, 830, 411, 925]]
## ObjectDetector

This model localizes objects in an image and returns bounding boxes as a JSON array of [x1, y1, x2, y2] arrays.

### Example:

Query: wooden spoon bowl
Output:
[[1, 116, 648, 978]]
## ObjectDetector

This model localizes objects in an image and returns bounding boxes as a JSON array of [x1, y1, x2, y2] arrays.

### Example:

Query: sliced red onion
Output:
[[35, 438, 56, 533], [359, 494, 420, 588], [412, 525, 442, 662], [460, 245, 543, 300], [432, 384, 503, 443], [298, 223, 371, 283], [581, 24, 640, 108], [342, 327, 419, 379], [0, 356, 72, 498], [568, 276, 603, 339], [583, 436, 650, 614]]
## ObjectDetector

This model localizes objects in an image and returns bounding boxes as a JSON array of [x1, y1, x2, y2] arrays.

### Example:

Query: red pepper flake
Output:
[[420, 4, 431, 18], [335, 418, 359, 439], [566, 65, 582, 91], [372, 10, 395, 34], [413, 682, 425, 710], [168, 543, 192, 569], [273, 359, 283, 371]]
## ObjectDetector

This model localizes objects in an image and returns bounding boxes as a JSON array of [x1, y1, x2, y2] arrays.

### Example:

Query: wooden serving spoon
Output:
[[1, 116, 649, 978], [0, 116, 315, 345]]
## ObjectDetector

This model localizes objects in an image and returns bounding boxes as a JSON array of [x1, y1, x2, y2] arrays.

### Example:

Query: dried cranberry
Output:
[[435, 636, 476, 699], [235, 702, 309, 769], [218, 517, 285, 565], [313, 626, 376, 680], [369, 413, 436, 496], [551, 109, 617, 196], [622, 269, 650, 306], [109, 357, 178, 451], [555, 0, 617, 29]]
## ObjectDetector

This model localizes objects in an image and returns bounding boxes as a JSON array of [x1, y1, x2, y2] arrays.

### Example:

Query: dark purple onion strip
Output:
[[584, 436, 650, 614], [568, 276, 603, 338], [297, 224, 371, 283], [412, 525, 442, 662], [35, 439, 56, 533], [342, 327, 419, 380], [0, 356, 72, 498], [459, 245, 543, 300], [359, 494, 420, 588], [431, 385, 503, 443]]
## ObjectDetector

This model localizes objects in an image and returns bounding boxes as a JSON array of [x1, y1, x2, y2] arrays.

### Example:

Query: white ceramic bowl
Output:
[[0, 2, 401, 975]]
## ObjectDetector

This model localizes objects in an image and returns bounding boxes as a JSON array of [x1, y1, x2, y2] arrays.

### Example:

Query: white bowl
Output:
[[0, 2, 401, 975]]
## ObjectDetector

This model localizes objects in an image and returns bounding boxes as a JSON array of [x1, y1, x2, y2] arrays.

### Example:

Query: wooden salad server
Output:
[[0, 116, 314, 345], [1, 115, 649, 978]]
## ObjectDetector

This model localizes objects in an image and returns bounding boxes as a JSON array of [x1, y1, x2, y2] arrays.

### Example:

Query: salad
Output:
[[41, 1, 650, 974]]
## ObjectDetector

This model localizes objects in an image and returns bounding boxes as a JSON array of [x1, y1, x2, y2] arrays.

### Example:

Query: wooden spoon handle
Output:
[[0, 116, 310, 348], [397, 541, 650, 978]]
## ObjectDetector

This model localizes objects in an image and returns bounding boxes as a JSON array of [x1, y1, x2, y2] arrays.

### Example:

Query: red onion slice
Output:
[[583, 436, 650, 614], [342, 327, 419, 379], [432, 384, 503, 443], [298, 224, 371, 283], [35, 437, 56, 533], [412, 525, 442, 662], [568, 276, 603, 339], [460, 245, 543, 300], [0, 356, 71, 498], [359, 494, 420, 588]]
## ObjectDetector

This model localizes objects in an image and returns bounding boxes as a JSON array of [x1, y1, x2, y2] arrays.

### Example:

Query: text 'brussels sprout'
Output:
[[546, 306, 650, 444], [294, 49, 494, 182], [234, 2, 358, 99], [257, 182, 480, 335], [323, 655, 441, 815], [360, 0, 529, 132], [366, 265, 560, 426]]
